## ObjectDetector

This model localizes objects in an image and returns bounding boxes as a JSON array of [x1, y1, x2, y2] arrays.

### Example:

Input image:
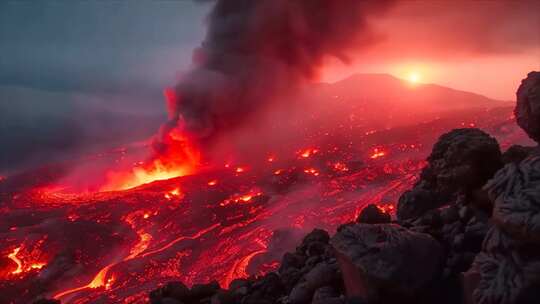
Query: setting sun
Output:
[[407, 72, 421, 84]]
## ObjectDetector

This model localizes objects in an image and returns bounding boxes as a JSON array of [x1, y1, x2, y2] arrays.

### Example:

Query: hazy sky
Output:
[[0, 1, 208, 104], [0, 0, 538, 172], [322, 0, 540, 100], [1, 1, 537, 102]]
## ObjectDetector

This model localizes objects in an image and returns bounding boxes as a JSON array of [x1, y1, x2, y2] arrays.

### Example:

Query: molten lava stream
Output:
[[52, 220, 222, 302], [101, 127, 201, 191], [7, 248, 23, 275], [4, 244, 47, 278], [53, 228, 151, 300]]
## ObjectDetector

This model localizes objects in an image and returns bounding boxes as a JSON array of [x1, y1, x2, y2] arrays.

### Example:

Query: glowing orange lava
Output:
[[101, 127, 200, 191], [304, 168, 320, 176], [7, 247, 23, 275], [376, 203, 395, 214], [164, 187, 183, 200], [333, 162, 349, 172], [6, 246, 46, 276], [370, 148, 386, 159], [299, 148, 319, 158], [221, 189, 263, 206], [54, 226, 152, 300]]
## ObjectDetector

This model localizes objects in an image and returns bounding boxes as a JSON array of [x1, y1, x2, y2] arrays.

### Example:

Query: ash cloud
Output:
[[165, 0, 395, 144]]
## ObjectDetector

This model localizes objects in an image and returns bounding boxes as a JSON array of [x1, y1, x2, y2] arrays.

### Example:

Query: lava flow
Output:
[[101, 113, 201, 192], [0, 101, 532, 304]]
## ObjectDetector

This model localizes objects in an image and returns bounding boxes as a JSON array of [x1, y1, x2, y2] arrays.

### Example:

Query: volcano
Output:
[[0, 75, 532, 304]]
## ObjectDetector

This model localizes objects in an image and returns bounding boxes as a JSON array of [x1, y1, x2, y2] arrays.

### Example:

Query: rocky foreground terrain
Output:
[[37, 72, 540, 304]]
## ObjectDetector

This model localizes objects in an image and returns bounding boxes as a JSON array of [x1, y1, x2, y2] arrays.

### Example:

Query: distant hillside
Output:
[[283, 73, 511, 133], [317, 73, 508, 111]]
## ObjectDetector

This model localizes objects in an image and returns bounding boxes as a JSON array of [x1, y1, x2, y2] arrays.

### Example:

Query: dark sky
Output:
[[0, 1, 210, 173], [0, 1, 208, 99]]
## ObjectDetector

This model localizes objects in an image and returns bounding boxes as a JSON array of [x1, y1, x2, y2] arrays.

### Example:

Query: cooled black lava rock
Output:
[[32, 300, 61, 304], [149, 281, 221, 304], [485, 156, 540, 242], [397, 187, 438, 221], [299, 229, 330, 251], [311, 286, 343, 304], [515, 71, 540, 143], [501, 145, 537, 164], [470, 155, 540, 304], [331, 223, 443, 303], [356, 204, 391, 224], [472, 228, 540, 304], [241, 273, 284, 304], [397, 128, 503, 220]]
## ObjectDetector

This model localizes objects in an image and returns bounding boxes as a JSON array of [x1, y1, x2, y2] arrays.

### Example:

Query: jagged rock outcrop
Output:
[[397, 128, 503, 221], [501, 145, 537, 164], [471, 156, 540, 304], [356, 204, 391, 224], [331, 224, 443, 303], [485, 156, 540, 241], [515, 71, 540, 143]]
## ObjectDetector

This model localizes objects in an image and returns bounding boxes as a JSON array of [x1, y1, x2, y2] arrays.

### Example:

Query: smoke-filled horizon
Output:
[[163, 0, 394, 146]]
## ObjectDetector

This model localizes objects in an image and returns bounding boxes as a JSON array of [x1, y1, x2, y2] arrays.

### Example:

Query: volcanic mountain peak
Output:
[[319, 73, 508, 110]]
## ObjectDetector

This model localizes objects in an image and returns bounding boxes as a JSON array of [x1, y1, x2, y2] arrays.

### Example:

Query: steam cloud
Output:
[[161, 0, 394, 148]]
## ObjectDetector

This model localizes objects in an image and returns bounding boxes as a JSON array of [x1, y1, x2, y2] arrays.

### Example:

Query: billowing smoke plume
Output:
[[158, 0, 394, 151]]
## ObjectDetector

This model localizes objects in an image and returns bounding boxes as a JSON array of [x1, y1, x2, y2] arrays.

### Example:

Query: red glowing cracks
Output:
[[298, 148, 319, 158], [5, 246, 46, 276], [164, 188, 183, 200], [376, 203, 395, 214], [220, 189, 263, 206], [370, 148, 387, 159]]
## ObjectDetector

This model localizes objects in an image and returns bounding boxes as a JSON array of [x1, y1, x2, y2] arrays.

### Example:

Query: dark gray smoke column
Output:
[[162, 0, 394, 148]]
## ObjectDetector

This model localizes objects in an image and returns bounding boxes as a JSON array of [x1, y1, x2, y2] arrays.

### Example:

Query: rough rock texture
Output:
[[501, 145, 537, 164], [485, 156, 540, 241], [515, 71, 540, 143], [468, 155, 540, 304], [356, 204, 391, 224], [150, 281, 221, 304], [405, 200, 491, 278], [331, 224, 443, 303], [397, 128, 502, 220], [472, 228, 540, 304]]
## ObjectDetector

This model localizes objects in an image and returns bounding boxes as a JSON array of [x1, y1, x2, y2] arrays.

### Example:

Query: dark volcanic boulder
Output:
[[484, 156, 540, 242], [471, 155, 540, 304], [501, 145, 537, 164], [398, 128, 502, 220], [397, 186, 438, 221], [356, 204, 391, 224], [149, 281, 221, 304], [515, 71, 540, 143], [472, 228, 540, 304], [331, 224, 443, 303]]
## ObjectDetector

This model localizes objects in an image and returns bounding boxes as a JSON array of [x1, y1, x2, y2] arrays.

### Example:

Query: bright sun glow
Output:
[[407, 72, 421, 84]]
